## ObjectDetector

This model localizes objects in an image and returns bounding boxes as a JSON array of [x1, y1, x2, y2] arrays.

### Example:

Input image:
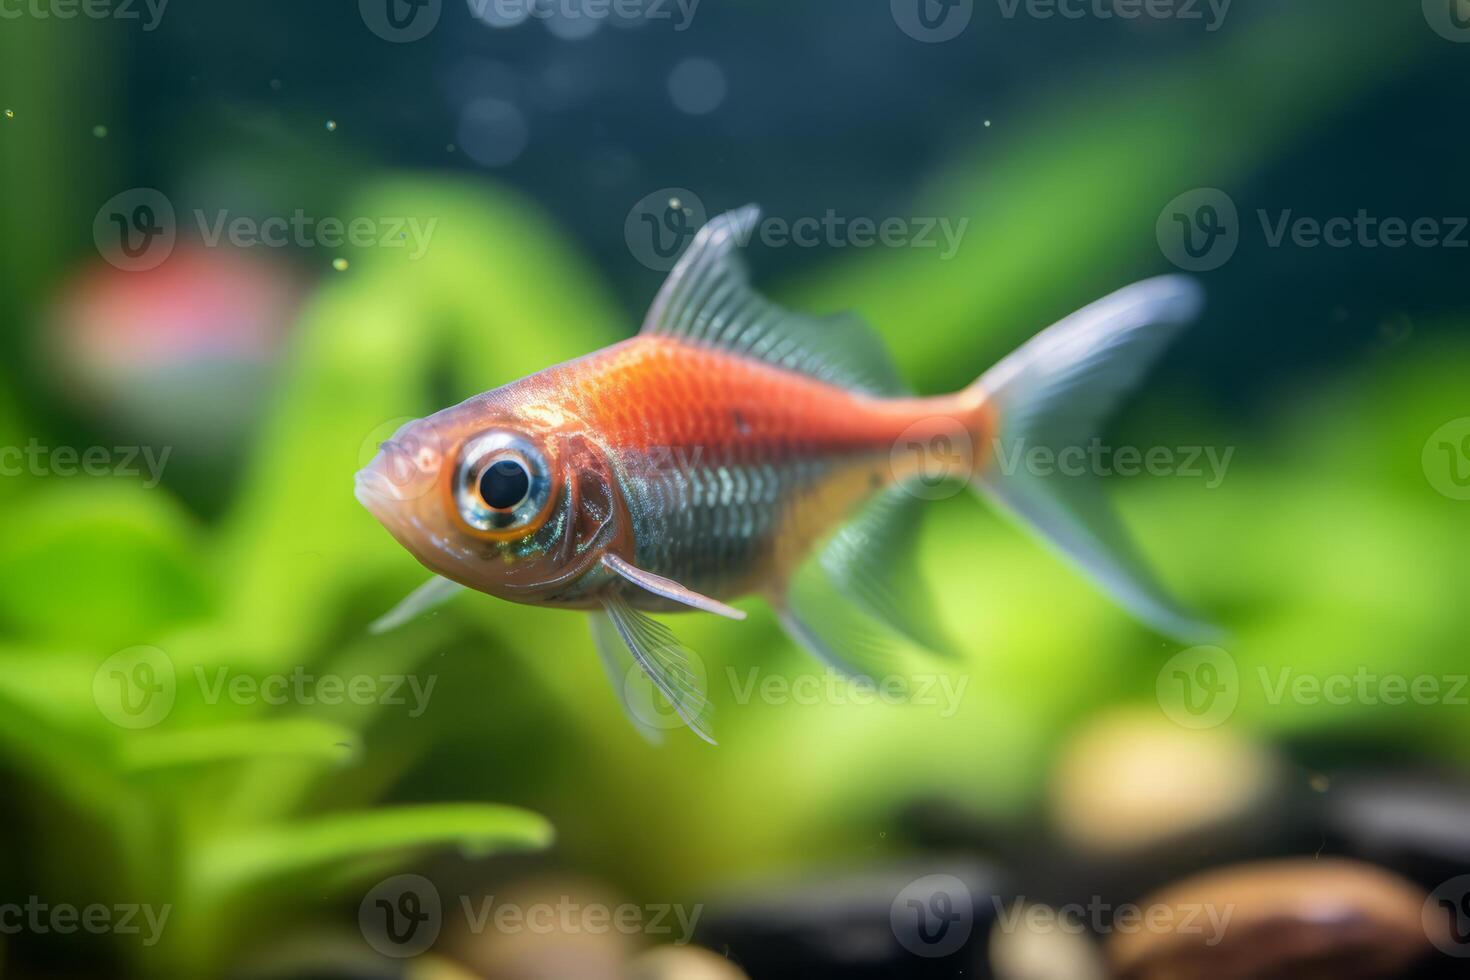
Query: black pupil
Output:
[[479, 459, 530, 510]]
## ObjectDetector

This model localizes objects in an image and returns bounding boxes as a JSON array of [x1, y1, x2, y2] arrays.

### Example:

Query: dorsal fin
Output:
[[640, 205, 907, 396]]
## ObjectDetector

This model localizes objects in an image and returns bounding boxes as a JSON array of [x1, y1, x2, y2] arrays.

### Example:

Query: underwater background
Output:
[[2, 0, 1470, 976]]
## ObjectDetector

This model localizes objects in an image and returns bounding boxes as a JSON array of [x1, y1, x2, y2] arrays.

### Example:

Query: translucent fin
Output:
[[774, 550, 914, 694], [600, 594, 716, 745], [601, 554, 746, 621], [641, 206, 907, 396], [816, 488, 958, 658], [972, 276, 1219, 642], [369, 575, 465, 635], [588, 612, 665, 745]]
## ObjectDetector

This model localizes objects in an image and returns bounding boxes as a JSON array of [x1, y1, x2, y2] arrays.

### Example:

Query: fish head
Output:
[[354, 395, 624, 604]]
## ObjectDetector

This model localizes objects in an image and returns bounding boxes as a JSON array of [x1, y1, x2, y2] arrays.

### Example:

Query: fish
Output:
[[355, 206, 1216, 743]]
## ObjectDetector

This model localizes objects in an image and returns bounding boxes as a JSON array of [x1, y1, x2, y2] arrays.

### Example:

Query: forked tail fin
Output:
[[966, 276, 1219, 642]]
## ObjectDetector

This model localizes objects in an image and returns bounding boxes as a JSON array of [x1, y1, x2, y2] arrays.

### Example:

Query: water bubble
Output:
[[325, 119, 338, 132], [332, 257, 349, 272], [668, 58, 727, 116], [457, 97, 528, 168]]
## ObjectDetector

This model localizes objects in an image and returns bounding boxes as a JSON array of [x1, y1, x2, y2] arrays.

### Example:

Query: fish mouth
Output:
[[353, 466, 398, 515]]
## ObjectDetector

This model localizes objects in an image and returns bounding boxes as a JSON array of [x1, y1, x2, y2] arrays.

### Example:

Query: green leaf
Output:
[[116, 718, 361, 772], [0, 485, 210, 648], [191, 803, 553, 898]]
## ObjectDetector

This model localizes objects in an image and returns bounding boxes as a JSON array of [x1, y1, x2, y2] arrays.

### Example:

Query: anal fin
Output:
[[600, 594, 716, 745]]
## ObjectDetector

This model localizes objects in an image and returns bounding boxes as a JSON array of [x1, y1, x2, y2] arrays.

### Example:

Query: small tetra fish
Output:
[[356, 206, 1215, 743]]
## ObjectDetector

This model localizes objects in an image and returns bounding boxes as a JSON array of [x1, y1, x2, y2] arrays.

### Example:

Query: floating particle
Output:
[[332, 257, 349, 272], [92, 124, 108, 138], [3, 109, 13, 119], [325, 119, 338, 132]]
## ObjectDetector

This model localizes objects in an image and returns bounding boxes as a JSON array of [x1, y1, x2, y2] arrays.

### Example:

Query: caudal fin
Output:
[[968, 276, 1219, 642]]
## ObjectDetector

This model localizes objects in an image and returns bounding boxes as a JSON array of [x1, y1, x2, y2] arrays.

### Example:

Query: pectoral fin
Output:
[[600, 594, 716, 745], [601, 553, 746, 621], [369, 575, 465, 634]]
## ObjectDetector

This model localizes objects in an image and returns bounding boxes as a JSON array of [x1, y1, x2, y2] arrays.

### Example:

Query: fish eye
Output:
[[453, 431, 552, 536], [480, 459, 530, 510]]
